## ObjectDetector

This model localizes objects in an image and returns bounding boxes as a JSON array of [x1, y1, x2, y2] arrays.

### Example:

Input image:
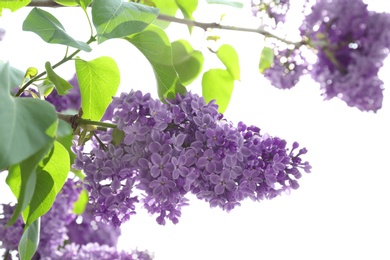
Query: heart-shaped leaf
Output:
[[75, 56, 120, 121], [92, 0, 159, 44], [217, 44, 240, 80], [172, 39, 204, 86], [0, 62, 58, 169], [202, 69, 234, 113], [126, 25, 186, 100], [22, 8, 91, 52]]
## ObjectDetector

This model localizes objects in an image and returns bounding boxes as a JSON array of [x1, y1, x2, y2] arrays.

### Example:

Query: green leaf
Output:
[[6, 142, 53, 226], [45, 62, 74, 95], [22, 8, 92, 52], [76, 0, 92, 10], [75, 57, 120, 121], [37, 79, 55, 98], [176, 0, 197, 20], [151, 0, 178, 29], [202, 69, 234, 114], [0, 62, 58, 169], [176, 0, 197, 32], [217, 44, 240, 80], [206, 0, 243, 8], [18, 218, 40, 260], [0, 0, 30, 16], [172, 39, 204, 86], [92, 0, 159, 44], [126, 25, 186, 100], [54, 0, 78, 6], [259, 46, 274, 73], [0, 61, 24, 90], [73, 189, 88, 214], [23, 141, 70, 227]]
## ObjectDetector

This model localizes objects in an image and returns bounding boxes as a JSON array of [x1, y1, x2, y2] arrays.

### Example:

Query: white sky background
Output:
[[1, 1, 390, 259]]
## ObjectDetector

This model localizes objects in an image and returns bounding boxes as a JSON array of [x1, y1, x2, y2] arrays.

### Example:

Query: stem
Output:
[[58, 113, 117, 130], [157, 14, 302, 47], [28, 0, 303, 47], [78, 118, 117, 129], [15, 36, 96, 97]]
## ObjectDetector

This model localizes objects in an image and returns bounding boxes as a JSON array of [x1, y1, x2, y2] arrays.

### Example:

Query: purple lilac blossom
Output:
[[34, 178, 83, 259], [264, 48, 308, 89], [73, 90, 311, 227], [300, 0, 390, 112], [67, 205, 121, 247], [0, 204, 24, 259], [0, 178, 154, 259]]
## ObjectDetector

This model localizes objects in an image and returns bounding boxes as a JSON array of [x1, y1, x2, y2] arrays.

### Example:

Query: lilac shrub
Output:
[[73, 90, 311, 227]]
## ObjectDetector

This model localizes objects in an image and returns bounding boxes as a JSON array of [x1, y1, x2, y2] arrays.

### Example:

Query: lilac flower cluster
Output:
[[0, 204, 24, 257], [300, 0, 390, 112], [73, 90, 311, 227], [264, 48, 308, 89], [257, 0, 390, 112], [0, 178, 153, 260], [251, 0, 291, 26]]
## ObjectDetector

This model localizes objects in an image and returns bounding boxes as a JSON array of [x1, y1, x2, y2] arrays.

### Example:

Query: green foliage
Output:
[[6, 143, 53, 226], [202, 69, 234, 113], [150, 0, 179, 29], [73, 189, 89, 214], [259, 46, 274, 73], [0, 0, 30, 16], [217, 44, 240, 80], [0, 63, 58, 170], [0, 61, 24, 89], [22, 141, 70, 227], [201, 44, 239, 113], [176, 0, 198, 20], [172, 39, 204, 86], [126, 25, 186, 99], [91, 0, 159, 44], [75, 56, 120, 121], [18, 219, 40, 260], [45, 62, 74, 95], [22, 8, 92, 52], [206, 0, 244, 8]]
